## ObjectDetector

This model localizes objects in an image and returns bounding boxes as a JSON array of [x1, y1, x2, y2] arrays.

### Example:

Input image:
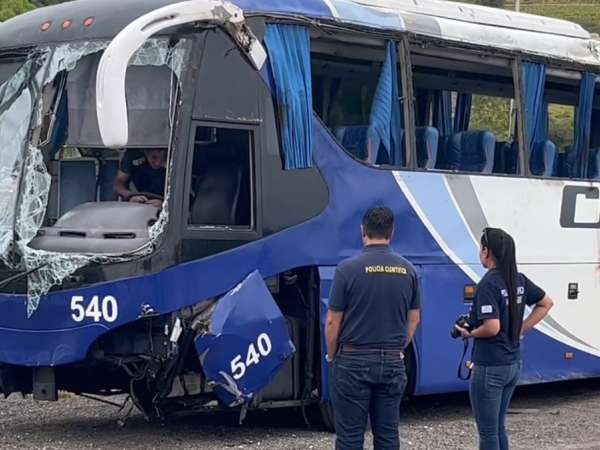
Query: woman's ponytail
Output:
[[482, 228, 521, 344]]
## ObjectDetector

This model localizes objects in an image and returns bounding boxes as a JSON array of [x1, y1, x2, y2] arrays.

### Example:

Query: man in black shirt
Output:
[[113, 148, 167, 207], [326, 206, 421, 450]]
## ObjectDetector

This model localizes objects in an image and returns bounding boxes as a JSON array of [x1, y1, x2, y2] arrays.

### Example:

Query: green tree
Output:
[[0, 0, 35, 22]]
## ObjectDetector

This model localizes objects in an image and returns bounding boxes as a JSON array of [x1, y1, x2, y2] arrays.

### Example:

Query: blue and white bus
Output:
[[0, 0, 599, 426]]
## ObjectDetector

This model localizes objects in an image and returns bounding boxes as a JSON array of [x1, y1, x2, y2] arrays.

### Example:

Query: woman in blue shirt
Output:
[[456, 228, 554, 450]]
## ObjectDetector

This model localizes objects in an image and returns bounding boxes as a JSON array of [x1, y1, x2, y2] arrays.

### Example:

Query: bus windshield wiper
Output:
[[0, 262, 48, 291]]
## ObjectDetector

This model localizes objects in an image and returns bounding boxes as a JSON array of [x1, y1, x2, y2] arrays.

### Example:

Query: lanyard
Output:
[[458, 339, 474, 381]]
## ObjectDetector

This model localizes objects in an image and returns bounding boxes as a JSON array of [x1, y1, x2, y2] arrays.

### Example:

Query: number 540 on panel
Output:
[[71, 295, 119, 323]]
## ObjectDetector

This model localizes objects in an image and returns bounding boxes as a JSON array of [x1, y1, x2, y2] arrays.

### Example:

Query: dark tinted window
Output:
[[0, 60, 22, 85], [188, 126, 253, 228], [194, 30, 260, 122]]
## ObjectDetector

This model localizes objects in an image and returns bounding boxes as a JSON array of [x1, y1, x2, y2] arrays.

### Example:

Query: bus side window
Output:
[[188, 126, 253, 228], [311, 44, 406, 167], [549, 103, 574, 177], [411, 49, 515, 175], [312, 63, 378, 162]]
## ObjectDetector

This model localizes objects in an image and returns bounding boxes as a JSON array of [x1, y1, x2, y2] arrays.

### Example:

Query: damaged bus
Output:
[[1, 0, 600, 427]]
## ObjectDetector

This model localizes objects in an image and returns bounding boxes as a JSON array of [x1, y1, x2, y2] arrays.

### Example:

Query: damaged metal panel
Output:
[[355, 0, 589, 39], [95, 1, 266, 148], [195, 270, 295, 407]]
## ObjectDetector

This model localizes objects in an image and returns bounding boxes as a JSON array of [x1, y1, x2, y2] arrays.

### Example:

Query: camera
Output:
[[450, 314, 473, 339]]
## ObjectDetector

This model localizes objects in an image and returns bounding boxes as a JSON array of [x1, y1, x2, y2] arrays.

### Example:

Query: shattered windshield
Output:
[[0, 38, 190, 316], [0, 59, 39, 263]]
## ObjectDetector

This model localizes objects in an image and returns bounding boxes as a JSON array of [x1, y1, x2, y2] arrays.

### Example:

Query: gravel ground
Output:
[[1, 379, 600, 449]]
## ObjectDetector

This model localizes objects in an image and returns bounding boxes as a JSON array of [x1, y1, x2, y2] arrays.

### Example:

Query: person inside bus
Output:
[[455, 228, 554, 450], [113, 148, 167, 207]]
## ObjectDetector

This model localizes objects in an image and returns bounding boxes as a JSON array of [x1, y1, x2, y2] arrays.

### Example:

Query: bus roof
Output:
[[0, 0, 598, 67]]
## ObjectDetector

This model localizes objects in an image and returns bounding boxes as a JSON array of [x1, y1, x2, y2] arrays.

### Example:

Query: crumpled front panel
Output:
[[195, 270, 295, 407]]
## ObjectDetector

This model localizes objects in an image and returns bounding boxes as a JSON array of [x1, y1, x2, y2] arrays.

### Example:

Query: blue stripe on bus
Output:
[[401, 172, 486, 277]]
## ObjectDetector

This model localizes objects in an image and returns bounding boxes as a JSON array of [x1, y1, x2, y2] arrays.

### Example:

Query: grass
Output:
[[457, 2, 600, 34], [518, 4, 600, 34]]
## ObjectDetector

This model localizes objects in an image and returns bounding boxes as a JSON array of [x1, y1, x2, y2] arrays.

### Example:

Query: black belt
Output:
[[339, 344, 404, 355]]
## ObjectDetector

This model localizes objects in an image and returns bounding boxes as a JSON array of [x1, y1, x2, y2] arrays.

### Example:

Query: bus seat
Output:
[[99, 159, 120, 201], [335, 126, 369, 160], [557, 152, 568, 178], [493, 141, 511, 174], [190, 147, 243, 226], [561, 146, 578, 178], [558, 146, 600, 179], [441, 132, 462, 170], [504, 142, 519, 175], [446, 131, 496, 173], [502, 141, 557, 176], [435, 135, 453, 170], [463, 131, 495, 173], [530, 140, 557, 177], [563, 147, 600, 179], [416, 126, 439, 169], [375, 128, 405, 166], [59, 159, 96, 216]]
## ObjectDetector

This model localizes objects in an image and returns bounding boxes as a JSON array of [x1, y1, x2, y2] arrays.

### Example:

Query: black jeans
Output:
[[330, 349, 407, 450], [469, 362, 522, 450]]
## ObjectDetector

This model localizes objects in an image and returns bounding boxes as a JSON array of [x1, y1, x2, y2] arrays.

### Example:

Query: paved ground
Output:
[[2, 379, 600, 449]]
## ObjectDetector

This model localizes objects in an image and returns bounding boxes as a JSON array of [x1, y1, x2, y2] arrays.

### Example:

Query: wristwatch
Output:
[[325, 354, 334, 363]]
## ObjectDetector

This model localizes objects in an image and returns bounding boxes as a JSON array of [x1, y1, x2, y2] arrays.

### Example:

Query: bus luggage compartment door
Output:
[[194, 270, 295, 407]]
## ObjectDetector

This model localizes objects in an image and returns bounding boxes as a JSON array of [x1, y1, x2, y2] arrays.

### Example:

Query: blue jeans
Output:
[[469, 362, 522, 450], [330, 349, 407, 450]]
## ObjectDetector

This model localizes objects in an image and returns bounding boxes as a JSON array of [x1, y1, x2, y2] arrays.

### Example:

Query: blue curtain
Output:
[[521, 62, 547, 154], [454, 93, 472, 133], [433, 91, 453, 137], [368, 41, 403, 165], [574, 72, 597, 178], [264, 24, 313, 170]]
